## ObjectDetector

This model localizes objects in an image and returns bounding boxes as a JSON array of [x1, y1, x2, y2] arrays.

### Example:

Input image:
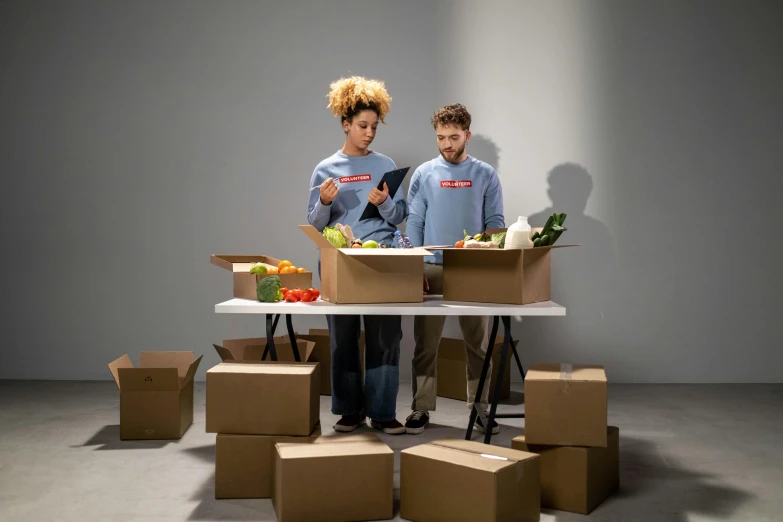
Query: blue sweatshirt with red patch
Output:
[[407, 154, 505, 263], [307, 150, 407, 244]]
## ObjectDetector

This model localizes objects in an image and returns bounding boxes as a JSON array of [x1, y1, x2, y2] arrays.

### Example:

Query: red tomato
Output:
[[292, 289, 303, 300], [285, 293, 299, 303], [280, 287, 290, 296], [301, 291, 313, 302], [308, 287, 320, 299]]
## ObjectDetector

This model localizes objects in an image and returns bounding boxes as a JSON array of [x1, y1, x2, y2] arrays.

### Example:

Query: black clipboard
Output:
[[359, 167, 410, 221]]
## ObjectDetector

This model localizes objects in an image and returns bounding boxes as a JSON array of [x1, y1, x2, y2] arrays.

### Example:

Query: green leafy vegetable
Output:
[[257, 275, 283, 302], [323, 226, 347, 248], [491, 232, 506, 248]]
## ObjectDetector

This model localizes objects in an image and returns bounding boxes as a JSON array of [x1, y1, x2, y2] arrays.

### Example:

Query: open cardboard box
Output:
[[108, 351, 203, 440], [433, 227, 578, 305], [300, 225, 434, 304], [212, 335, 317, 364], [296, 329, 365, 395], [211, 255, 313, 300], [437, 336, 518, 402]]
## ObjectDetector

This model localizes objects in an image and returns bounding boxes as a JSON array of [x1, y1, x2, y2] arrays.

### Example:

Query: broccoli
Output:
[[257, 275, 283, 302]]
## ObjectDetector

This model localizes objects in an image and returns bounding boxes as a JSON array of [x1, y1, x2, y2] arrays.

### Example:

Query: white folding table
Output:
[[214, 296, 566, 444]]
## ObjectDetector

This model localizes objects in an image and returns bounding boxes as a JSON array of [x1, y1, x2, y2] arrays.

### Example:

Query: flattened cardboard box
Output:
[[108, 351, 202, 440], [437, 336, 518, 402], [437, 228, 578, 305], [524, 363, 608, 447], [206, 361, 319, 436], [401, 439, 540, 522], [300, 224, 434, 304], [211, 254, 313, 300], [512, 427, 620, 515], [296, 329, 365, 395], [274, 434, 394, 522], [215, 430, 384, 499]]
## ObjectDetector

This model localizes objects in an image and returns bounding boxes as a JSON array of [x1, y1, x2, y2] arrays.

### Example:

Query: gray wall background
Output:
[[1, 0, 781, 383]]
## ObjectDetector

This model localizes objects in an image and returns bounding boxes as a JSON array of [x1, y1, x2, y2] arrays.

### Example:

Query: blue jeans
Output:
[[327, 314, 401, 422]]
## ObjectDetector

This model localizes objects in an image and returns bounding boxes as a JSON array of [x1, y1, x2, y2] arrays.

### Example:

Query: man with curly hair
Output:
[[404, 103, 505, 435], [307, 76, 407, 434]]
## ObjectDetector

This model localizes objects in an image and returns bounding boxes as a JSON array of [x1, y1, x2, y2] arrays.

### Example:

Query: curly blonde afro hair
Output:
[[326, 76, 392, 124]]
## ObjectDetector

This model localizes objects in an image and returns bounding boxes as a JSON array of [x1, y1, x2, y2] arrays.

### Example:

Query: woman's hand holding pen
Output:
[[320, 178, 339, 205]]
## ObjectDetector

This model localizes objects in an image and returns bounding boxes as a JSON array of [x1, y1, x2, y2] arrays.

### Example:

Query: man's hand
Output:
[[423, 275, 429, 295], [319, 177, 339, 205], [368, 182, 389, 206]]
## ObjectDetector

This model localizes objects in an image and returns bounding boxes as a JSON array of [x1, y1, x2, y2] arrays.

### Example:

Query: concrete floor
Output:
[[0, 382, 781, 522]]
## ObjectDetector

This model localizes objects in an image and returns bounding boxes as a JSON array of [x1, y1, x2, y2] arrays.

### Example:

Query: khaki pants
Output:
[[412, 263, 491, 411]]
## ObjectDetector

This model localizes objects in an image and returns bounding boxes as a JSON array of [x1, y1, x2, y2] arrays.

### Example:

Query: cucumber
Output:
[[558, 213, 567, 226], [542, 215, 555, 236], [531, 231, 541, 241], [539, 234, 550, 246], [533, 237, 542, 247]]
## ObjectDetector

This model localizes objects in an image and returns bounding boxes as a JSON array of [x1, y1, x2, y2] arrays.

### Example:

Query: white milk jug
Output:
[[504, 216, 533, 249]]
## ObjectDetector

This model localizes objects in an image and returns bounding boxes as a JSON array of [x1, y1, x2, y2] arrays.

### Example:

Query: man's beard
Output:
[[440, 144, 465, 164]]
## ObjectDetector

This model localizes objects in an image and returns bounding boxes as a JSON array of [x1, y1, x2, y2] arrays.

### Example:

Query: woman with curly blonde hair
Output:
[[307, 76, 407, 434]]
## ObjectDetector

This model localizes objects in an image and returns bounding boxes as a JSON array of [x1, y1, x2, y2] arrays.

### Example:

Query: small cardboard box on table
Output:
[[107, 351, 202, 440], [211, 254, 313, 300], [437, 228, 578, 305], [300, 225, 433, 304]]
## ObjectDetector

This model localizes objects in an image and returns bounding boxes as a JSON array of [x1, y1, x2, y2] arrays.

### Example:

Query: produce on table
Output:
[[257, 275, 284, 302], [249, 262, 268, 275], [268, 267, 279, 274], [280, 286, 321, 303], [350, 239, 363, 248], [308, 287, 320, 299], [362, 240, 379, 249], [532, 212, 567, 247], [491, 232, 507, 248], [278, 260, 292, 270], [323, 226, 348, 248], [455, 229, 500, 248], [297, 267, 307, 273], [455, 240, 465, 248]]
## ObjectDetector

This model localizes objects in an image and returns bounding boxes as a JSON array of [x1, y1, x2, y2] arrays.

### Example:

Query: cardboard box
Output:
[[512, 427, 620, 514], [438, 228, 577, 305], [215, 430, 384, 499], [274, 434, 394, 522], [212, 335, 316, 364], [401, 439, 540, 522], [108, 352, 202, 440], [296, 328, 366, 395], [300, 225, 433, 304], [211, 254, 313, 300], [437, 336, 518, 402], [524, 364, 607, 447], [206, 362, 319, 436]]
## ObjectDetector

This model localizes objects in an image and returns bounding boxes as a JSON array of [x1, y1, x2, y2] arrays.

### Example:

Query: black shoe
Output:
[[405, 410, 430, 434], [474, 415, 499, 434], [334, 414, 366, 432], [370, 418, 406, 435]]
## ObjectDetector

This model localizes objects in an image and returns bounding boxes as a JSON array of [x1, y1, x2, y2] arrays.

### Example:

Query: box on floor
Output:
[[436, 227, 578, 305], [401, 439, 540, 522], [206, 361, 319, 436], [437, 336, 518, 402], [300, 224, 433, 304], [108, 351, 202, 440], [295, 328, 366, 395], [512, 427, 620, 514], [212, 335, 316, 364], [211, 254, 314, 300], [524, 363, 608, 447], [273, 433, 394, 522]]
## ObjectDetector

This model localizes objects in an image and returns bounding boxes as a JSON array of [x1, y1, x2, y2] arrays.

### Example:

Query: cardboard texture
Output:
[[273, 434, 394, 522], [296, 329, 366, 395], [300, 225, 433, 304], [213, 335, 316, 364], [524, 364, 608, 447], [437, 336, 518, 402], [206, 362, 320, 436], [107, 352, 202, 440], [215, 430, 382, 499], [211, 254, 313, 300], [437, 228, 577, 305], [401, 439, 540, 522], [512, 427, 620, 514]]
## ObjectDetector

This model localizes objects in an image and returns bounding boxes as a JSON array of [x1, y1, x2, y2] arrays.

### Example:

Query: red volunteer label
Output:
[[339, 174, 372, 183], [440, 180, 473, 188]]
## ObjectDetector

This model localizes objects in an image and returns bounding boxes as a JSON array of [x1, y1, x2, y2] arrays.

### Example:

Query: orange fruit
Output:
[[297, 267, 307, 273], [278, 260, 292, 271], [267, 267, 279, 274]]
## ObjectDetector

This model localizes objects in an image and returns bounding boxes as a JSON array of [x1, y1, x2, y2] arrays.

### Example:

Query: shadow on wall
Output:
[[522, 163, 618, 365], [468, 134, 500, 171]]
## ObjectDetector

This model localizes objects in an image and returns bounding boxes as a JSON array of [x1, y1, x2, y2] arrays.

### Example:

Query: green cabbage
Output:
[[491, 232, 506, 248], [323, 226, 347, 248]]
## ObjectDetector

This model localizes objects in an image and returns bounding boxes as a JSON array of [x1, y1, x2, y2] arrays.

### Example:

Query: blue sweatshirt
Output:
[[407, 154, 505, 264], [307, 150, 407, 244]]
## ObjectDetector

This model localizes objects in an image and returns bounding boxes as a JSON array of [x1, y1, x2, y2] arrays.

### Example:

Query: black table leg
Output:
[[286, 314, 300, 362], [466, 316, 499, 441], [511, 335, 525, 382], [263, 313, 279, 361], [484, 316, 512, 444]]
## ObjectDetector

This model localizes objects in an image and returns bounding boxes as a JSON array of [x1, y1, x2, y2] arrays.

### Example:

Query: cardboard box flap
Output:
[[213, 343, 237, 361], [259, 336, 317, 361], [339, 247, 433, 257], [312, 433, 381, 444], [108, 354, 134, 389], [430, 439, 538, 463], [211, 254, 274, 272], [430, 244, 579, 252], [403, 439, 535, 473], [182, 355, 202, 388], [276, 439, 393, 459], [207, 362, 318, 375], [300, 225, 336, 249], [527, 363, 606, 382], [117, 367, 180, 391], [139, 351, 195, 378]]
